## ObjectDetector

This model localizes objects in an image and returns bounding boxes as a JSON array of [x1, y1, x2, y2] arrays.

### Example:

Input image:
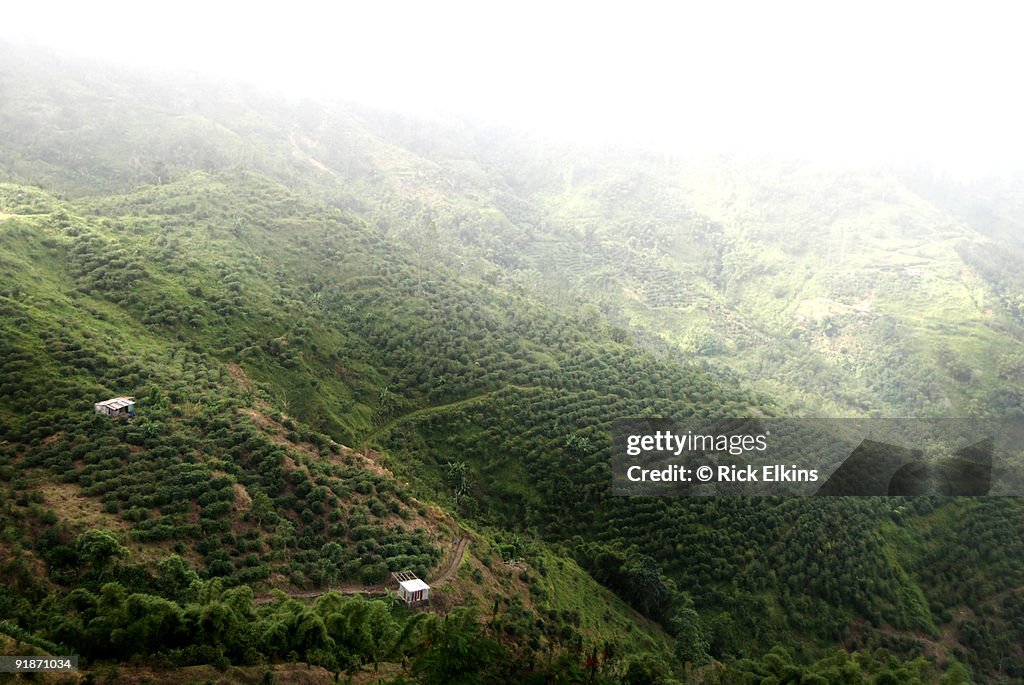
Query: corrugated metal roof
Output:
[[399, 578, 430, 592], [96, 396, 135, 410]]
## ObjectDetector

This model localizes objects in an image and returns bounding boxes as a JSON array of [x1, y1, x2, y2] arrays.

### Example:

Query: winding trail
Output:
[[868, 585, 1023, 664], [434, 536, 469, 584], [361, 385, 540, 449], [252, 385, 543, 606], [253, 535, 470, 606]]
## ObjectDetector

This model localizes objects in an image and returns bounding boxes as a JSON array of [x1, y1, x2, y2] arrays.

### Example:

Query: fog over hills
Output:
[[0, 34, 1022, 684]]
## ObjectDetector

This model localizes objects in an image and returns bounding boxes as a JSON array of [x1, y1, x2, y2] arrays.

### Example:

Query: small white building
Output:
[[393, 570, 429, 606], [94, 396, 135, 418]]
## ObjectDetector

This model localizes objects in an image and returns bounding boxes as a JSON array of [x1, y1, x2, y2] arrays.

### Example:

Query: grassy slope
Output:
[[340, 112, 1024, 418], [1, 44, 1023, 681], [0, 177, 678, 664]]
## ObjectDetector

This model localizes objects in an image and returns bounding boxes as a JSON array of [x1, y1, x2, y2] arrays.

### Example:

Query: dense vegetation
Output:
[[1, 42, 1022, 683]]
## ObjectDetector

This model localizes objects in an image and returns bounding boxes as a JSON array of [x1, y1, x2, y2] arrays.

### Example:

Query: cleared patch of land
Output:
[[36, 481, 128, 532]]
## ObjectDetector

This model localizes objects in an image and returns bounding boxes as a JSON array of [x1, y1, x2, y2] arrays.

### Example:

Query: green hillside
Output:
[[1, 43, 1022, 684]]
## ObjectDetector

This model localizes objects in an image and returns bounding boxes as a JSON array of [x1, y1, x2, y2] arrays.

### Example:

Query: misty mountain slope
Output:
[[0, 177, 685, 667], [8, 41, 1015, 422], [1, 44, 1023, 682], [339, 115, 1024, 418]]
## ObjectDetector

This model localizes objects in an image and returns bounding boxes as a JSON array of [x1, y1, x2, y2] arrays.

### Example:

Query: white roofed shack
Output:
[[393, 570, 429, 606], [94, 396, 135, 418]]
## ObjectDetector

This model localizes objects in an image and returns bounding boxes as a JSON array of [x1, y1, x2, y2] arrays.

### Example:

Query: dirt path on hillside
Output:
[[434, 536, 469, 584], [253, 536, 469, 606], [873, 585, 1023, 664], [288, 133, 335, 175], [360, 385, 540, 448]]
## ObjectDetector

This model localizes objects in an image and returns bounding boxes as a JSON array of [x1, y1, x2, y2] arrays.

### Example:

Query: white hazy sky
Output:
[[2, 1, 1022, 172]]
